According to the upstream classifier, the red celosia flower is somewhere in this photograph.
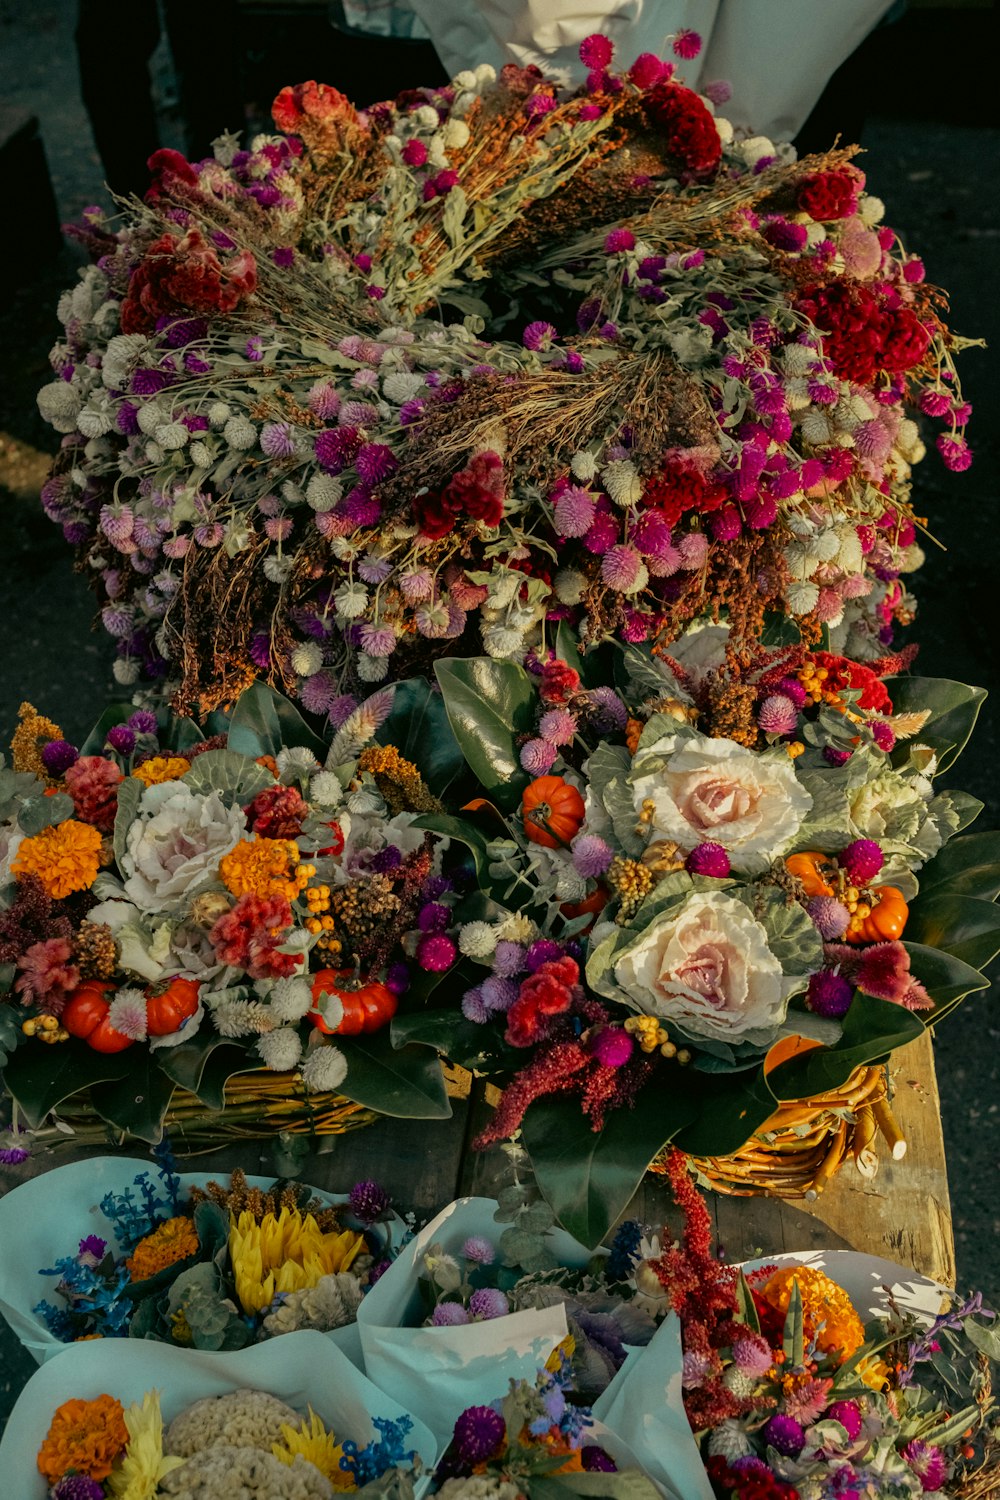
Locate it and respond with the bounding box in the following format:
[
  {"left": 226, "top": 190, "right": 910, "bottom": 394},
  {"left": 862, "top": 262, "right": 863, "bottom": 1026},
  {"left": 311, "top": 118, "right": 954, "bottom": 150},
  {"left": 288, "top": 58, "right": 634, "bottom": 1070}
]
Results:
[
  {"left": 272, "top": 80, "right": 359, "bottom": 134},
  {"left": 144, "top": 148, "right": 200, "bottom": 206},
  {"left": 538, "top": 658, "right": 581, "bottom": 704},
  {"left": 797, "top": 282, "right": 932, "bottom": 385},
  {"left": 209, "top": 893, "right": 299, "bottom": 979},
  {"left": 120, "top": 229, "right": 257, "bottom": 335},
  {"left": 64, "top": 755, "right": 123, "bottom": 832},
  {"left": 14, "top": 937, "right": 80, "bottom": 1012},
  {"left": 643, "top": 463, "right": 728, "bottom": 528},
  {"left": 246, "top": 783, "right": 309, "bottom": 839},
  {"left": 811, "top": 651, "right": 892, "bottom": 713},
  {"left": 796, "top": 168, "right": 861, "bottom": 221},
  {"left": 642, "top": 82, "right": 722, "bottom": 177},
  {"left": 414, "top": 451, "right": 506, "bottom": 540},
  {"left": 505, "top": 956, "right": 580, "bottom": 1046}
]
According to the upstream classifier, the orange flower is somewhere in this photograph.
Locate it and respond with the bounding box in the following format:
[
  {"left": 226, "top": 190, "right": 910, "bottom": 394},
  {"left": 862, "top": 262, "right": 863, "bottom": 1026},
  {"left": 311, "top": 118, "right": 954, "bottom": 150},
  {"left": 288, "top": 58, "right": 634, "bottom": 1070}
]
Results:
[
  {"left": 220, "top": 837, "right": 309, "bottom": 901},
  {"left": 758, "top": 1266, "right": 866, "bottom": 1361},
  {"left": 37, "top": 1394, "right": 128, "bottom": 1482},
  {"left": 131, "top": 755, "right": 192, "bottom": 786},
  {"left": 13, "top": 820, "right": 103, "bottom": 899},
  {"left": 126, "top": 1215, "right": 199, "bottom": 1280}
]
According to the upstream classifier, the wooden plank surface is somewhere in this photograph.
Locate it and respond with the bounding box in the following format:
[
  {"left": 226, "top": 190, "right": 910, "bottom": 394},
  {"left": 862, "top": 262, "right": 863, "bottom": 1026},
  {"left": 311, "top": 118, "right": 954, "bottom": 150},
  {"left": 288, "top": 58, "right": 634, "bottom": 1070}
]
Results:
[{"left": 0, "top": 1033, "right": 953, "bottom": 1282}]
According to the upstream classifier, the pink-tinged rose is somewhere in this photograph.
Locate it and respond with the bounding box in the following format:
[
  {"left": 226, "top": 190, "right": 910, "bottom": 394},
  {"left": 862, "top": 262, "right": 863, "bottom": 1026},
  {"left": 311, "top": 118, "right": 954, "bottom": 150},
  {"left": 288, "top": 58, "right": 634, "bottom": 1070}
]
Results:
[
  {"left": 613, "top": 891, "right": 795, "bottom": 1044},
  {"left": 630, "top": 732, "right": 811, "bottom": 873}
]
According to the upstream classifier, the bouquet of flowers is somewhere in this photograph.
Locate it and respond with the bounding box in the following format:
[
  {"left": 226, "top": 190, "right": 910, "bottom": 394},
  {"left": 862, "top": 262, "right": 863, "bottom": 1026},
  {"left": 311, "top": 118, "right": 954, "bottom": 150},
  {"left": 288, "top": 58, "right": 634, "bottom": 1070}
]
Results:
[
  {"left": 0, "top": 1154, "right": 406, "bottom": 1366},
  {"left": 595, "top": 1151, "right": 1000, "bottom": 1500},
  {"left": 0, "top": 1330, "right": 435, "bottom": 1499}
]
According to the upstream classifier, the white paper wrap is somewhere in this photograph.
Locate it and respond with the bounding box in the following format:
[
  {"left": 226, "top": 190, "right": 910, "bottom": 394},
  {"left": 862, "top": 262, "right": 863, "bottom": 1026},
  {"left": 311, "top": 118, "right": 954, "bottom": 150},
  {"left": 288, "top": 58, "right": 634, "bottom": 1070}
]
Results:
[
  {"left": 740, "top": 1249, "right": 951, "bottom": 1324},
  {"left": 0, "top": 1329, "right": 438, "bottom": 1500},
  {"left": 0, "top": 1155, "right": 400, "bottom": 1368},
  {"left": 357, "top": 1195, "right": 595, "bottom": 1444},
  {"left": 406, "top": 0, "right": 895, "bottom": 139}
]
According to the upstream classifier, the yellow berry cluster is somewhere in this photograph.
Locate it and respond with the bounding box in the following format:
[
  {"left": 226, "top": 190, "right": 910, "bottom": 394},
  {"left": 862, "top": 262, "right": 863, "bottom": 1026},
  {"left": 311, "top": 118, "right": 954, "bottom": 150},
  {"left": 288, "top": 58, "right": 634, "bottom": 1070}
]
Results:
[
  {"left": 21, "top": 1013, "right": 69, "bottom": 1043},
  {"left": 607, "top": 856, "right": 655, "bottom": 922},
  {"left": 797, "top": 659, "right": 835, "bottom": 706},
  {"left": 623, "top": 1015, "right": 691, "bottom": 1063},
  {"left": 302, "top": 880, "right": 343, "bottom": 954}
]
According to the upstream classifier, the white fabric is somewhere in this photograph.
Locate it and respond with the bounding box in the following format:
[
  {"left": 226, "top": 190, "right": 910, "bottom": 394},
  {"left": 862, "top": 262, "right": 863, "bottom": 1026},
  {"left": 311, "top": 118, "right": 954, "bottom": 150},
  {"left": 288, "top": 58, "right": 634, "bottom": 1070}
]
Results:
[{"left": 407, "top": 0, "right": 894, "bottom": 138}]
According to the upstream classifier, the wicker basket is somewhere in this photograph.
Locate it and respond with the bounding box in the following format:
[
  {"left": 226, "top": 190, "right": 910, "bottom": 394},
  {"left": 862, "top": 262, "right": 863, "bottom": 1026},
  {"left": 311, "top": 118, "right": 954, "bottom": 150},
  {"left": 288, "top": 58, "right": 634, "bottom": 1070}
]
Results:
[{"left": 650, "top": 1062, "right": 904, "bottom": 1200}]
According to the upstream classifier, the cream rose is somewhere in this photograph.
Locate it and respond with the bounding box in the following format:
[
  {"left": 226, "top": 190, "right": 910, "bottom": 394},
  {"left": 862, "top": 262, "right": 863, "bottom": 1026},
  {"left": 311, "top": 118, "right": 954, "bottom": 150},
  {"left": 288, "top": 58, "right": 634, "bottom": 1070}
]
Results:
[
  {"left": 122, "top": 782, "right": 246, "bottom": 911},
  {"left": 613, "top": 891, "right": 794, "bottom": 1045},
  {"left": 630, "top": 733, "right": 811, "bottom": 873}
]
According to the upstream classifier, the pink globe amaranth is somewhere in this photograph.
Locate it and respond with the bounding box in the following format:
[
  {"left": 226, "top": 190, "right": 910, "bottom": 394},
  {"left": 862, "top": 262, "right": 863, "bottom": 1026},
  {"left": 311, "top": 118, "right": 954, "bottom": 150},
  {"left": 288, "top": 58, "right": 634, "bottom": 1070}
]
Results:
[
  {"left": 417, "top": 932, "right": 457, "bottom": 972},
  {"left": 806, "top": 970, "right": 853, "bottom": 1018},
  {"left": 807, "top": 896, "right": 850, "bottom": 941},
  {"left": 686, "top": 842, "right": 731, "bottom": 878},
  {"left": 871, "top": 720, "right": 896, "bottom": 752},
  {"left": 828, "top": 1400, "right": 863, "bottom": 1440},
  {"left": 589, "top": 1027, "right": 634, "bottom": 1068},
  {"left": 840, "top": 838, "right": 884, "bottom": 885},
  {"left": 757, "top": 693, "right": 798, "bottom": 736}
]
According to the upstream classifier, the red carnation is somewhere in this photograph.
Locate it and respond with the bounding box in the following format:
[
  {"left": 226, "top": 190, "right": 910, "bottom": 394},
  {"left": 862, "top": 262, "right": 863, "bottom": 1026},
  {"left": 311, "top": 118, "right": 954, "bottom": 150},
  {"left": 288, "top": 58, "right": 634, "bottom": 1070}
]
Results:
[
  {"left": 796, "top": 168, "right": 861, "bottom": 221},
  {"left": 120, "top": 229, "right": 257, "bottom": 335},
  {"left": 642, "top": 82, "right": 721, "bottom": 178}
]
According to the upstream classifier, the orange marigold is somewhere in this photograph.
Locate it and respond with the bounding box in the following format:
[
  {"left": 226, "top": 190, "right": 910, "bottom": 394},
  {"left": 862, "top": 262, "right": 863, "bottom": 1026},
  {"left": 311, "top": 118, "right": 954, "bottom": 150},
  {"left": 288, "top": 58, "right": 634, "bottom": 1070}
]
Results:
[
  {"left": 37, "top": 1394, "right": 128, "bottom": 1483},
  {"left": 12, "top": 820, "right": 103, "bottom": 899},
  {"left": 220, "top": 837, "right": 308, "bottom": 901},
  {"left": 11, "top": 701, "right": 63, "bottom": 781},
  {"left": 126, "top": 1215, "right": 199, "bottom": 1280},
  {"left": 758, "top": 1266, "right": 866, "bottom": 1361},
  {"left": 131, "top": 755, "right": 192, "bottom": 787}
]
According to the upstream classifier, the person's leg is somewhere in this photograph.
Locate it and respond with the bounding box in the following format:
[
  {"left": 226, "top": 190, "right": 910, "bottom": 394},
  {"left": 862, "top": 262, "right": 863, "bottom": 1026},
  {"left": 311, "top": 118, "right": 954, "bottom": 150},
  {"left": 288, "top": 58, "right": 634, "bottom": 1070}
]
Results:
[{"left": 75, "top": 0, "right": 161, "bottom": 197}]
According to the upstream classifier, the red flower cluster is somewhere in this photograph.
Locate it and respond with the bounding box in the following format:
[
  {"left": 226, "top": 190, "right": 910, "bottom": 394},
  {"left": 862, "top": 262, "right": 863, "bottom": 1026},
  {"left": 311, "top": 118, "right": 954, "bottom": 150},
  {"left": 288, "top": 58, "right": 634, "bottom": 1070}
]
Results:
[
  {"left": 643, "top": 462, "right": 728, "bottom": 528},
  {"left": 64, "top": 755, "right": 123, "bottom": 832},
  {"left": 642, "top": 82, "right": 722, "bottom": 177},
  {"left": 538, "top": 658, "right": 581, "bottom": 705},
  {"left": 14, "top": 936, "right": 80, "bottom": 1010},
  {"left": 796, "top": 168, "right": 861, "bottom": 222},
  {"left": 823, "top": 940, "right": 932, "bottom": 1010},
  {"left": 144, "top": 147, "right": 200, "bottom": 206},
  {"left": 246, "top": 783, "right": 309, "bottom": 839},
  {"left": 414, "top": 452, "right": 506, "bottom": 540},
  {"left": 120, "top": 229, "right": 257, "bottom": 335},
  {"left": 811, "top": 651, "right": 892, "bottom": 713},
  {"left": 707, "top": 1456, "right": 801, "bottom": 1500},
  {"left": 272, "top": 80, "right": 358, "bottom": 135},
  {"left": 506, "top": 955, "right": 580, "bottom": 1046},
  {"left": 210, "top": 893, "right": 299, "bottom": 979},
  {"left": 797, "top": 282, "right": 931, "bottom": 385}
]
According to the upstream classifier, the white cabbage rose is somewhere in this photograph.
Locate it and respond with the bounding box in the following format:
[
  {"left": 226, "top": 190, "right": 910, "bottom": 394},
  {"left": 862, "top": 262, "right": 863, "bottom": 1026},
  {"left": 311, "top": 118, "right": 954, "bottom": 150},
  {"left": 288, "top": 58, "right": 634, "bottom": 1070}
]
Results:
[
  {"left": 630, "top": 733, "right": 811, "bottom": 873},
  {"left": 122, "top": 783, "right": 246, "bottom": 911},
  {"left": 613, "top": 891, "right": 795, "bottom": 1045}
]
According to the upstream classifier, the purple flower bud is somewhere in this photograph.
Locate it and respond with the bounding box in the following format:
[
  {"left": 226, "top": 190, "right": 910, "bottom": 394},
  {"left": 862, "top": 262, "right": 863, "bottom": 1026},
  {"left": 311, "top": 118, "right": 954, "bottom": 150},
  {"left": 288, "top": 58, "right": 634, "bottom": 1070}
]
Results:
[
  {"left": 40, "top": 739, "right": 79, "bottom": 776},
  {"left": 469, "top": 1287, "right": 509, "bottom": 1320},
  {"left": 106, "top": 724, "right": 136, "bottom": 755}
]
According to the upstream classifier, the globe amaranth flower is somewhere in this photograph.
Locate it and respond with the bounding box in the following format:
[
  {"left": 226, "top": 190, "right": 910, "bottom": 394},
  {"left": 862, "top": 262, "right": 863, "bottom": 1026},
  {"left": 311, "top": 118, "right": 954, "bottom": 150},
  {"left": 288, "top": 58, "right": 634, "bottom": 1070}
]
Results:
[
  {"left": 349, "top": 1179, "right": 391, "bottom": 1224},
  {"left": 469, "top": 1287, "right": 509, "bottom": 1320},
  {"left": 452, "top": 1405, "right": 506, "bottom": 1466}
]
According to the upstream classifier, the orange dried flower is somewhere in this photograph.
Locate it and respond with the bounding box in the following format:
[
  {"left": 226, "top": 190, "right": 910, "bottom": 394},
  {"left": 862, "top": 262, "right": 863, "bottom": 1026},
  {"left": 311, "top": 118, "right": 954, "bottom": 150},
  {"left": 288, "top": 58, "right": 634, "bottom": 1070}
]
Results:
[
  {"left": 625, "top": 716, "right": 644, "bottom": 755},
  {"left": 126, "top": 1215, "right": 199, "bottom": 1280},
  {"left": 11, "top": 701, "right": 63, "bottom": 781},
  {"left": 37, "top": 1394, "right": 128, "bottom": 1482},
  {"left": 131, "top": 755, "right": 192, "bottom": 786},
  {"left": 758, "top": 1266, "right": 865, "bottom": 1361},
  {"left": 13, "top": 820, "right": 103, "bottom": 899},
  {"left": 220, "top": 837, "right": 308, "bottom": 901}
]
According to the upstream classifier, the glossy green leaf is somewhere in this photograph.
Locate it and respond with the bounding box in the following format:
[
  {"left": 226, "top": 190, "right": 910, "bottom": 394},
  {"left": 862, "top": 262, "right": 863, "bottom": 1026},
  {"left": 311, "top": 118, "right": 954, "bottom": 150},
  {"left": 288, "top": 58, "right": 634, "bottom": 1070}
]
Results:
[
  {"left": 158, "top": 1033, "right": 253, "bottom": 1106},
  {"left": 336, "top": 1032, "right": 453, "bottom": 1118},
  {"left": 226, "top": 681, "right": 326, "bottom": 761},
  {"left": 888, "top": 676, "right": 987, "bottom": 775},
  {"left": 182, "top": 749, "right": 274, "bottom": 804},
  {"left": 390, "top": 1011, "right": 516, "bottom": 1073},
  {"left": 904, "top": 941, "right": 990, "bottom": 1024},
  {"left": 156, "top": 708, "right": 206, "bottom": 753},
  {"left": 412, "top": 811, "right": 510, "bottom": 903},
  {"left": 434, "top": 657, "right": 535, "bottom": 813},
  {"left": 948, "top": 792, "right": 984, "bottom": 833},
  {"left": 767, "top": 996, "right": 925, "bottom": 1101},
  {"left": 2, "top": 1042, "right": 132, "bottom": 1128},
  {"left": 374, "top": 677, "right": 465, "bottom": 797},
  {"left": 88, "top": 1058, "right": 177, "bottom": 1143},
  {"left": 0, "top": 1007, "right": 22, "bottom": 1067},
  {"left": 917, "top": 831, "right": 1000, "bottom": 902},
  {"left": 521, "top": 1084, "right": 699, "bottom": 1248},
  {"left": 554, "top": 620, "right": 585, "bottom": 681},
  {"left": 906, "top": 894, "right": 1000, "bottom": 972},
  {"left": 672, "top": 1067, "right": 778, "bottom": 1157}
]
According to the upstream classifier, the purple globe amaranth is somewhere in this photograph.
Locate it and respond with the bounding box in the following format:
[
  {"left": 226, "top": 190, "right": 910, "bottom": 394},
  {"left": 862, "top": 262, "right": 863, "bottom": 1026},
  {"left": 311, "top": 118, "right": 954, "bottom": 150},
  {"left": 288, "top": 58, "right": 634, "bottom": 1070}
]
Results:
[
  {"left": 762, "top": 1413, "right": 806, "bottom": 1457},
  {"left": 589, "top": 1027, "right": 634, "bottom": 1068},
  {"left": 827, "top": 1400, "right": 863, "bottom": 1440},
  {"left": 840, "top": 838, "right": 884, "bottom": 885},
  {"left": 348, "top": 1179, "right": 390, "bottom": 1224},
  {"left": 432, "top": 1301, "right": 470, "bottom": 1326},
  {"left": 40, "top": 739, "right": 79, "bottom": 776},
  {"left": 469, "top": 1286, "right": 509, "bottom": 1320},
  {"left": 806, "top": 970, "right": 854, "bottom": 1018},
  {"left": 452, "top": 1404, "right": 505, "bottom": 1465},
  {"left": 807, "top": 895, "right": 850, "bottom": 941},
  {"left": 686, "top": 842, "right": 731, "bottom": 878}
]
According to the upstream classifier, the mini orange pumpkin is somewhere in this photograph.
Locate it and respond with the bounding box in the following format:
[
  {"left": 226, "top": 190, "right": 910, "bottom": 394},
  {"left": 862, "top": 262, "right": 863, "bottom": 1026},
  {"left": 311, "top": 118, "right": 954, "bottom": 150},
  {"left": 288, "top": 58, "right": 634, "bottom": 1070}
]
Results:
[
  {"left": 521, "top": 775, "right": 586, "bottom": 849},
  {"left": 785, "top": 851, "right": 835, "bottom": 899},
  {"left": 145, "top": 977, "right": 201, "bottom": 1037},
  {"left": 62, "top": 981, "right": 134, "bottom": 1053},
  {"left": 309, "top": 969, "right": 398, "bottom": 1035},
  {"left": 846, "top": 885, "right": 909, "bottom": 944}
]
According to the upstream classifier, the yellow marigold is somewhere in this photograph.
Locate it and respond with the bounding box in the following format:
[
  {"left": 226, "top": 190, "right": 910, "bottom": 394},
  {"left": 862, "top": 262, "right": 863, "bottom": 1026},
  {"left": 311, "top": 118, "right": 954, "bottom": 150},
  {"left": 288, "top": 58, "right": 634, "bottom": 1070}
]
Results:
[
  {"left": 758, "top": 1266, "right": 866, "bottom": 1361},
  {"left": 37, "top": 1394, "right": 128, "bottom": 1483},
  {"left": 13, "top": 820, "right": 103, "bottom": 899},
  {"left": 125, "top": 1215, "right": 199, "bottom": 1281},
  {"left": 131, "top": 755, "right": 192, "bottom": 787},
  {"left": 220, "top": 837, "right": 307, "bottom": 901},
  {"left": 11, "top": 701, "right": 63, "bottom": 781}
]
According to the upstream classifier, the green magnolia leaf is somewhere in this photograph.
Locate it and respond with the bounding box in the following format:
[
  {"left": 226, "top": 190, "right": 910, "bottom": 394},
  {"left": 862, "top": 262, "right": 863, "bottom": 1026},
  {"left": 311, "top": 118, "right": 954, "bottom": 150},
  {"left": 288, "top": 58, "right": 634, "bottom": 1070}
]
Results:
[
  {"left": 767, "top": 996, "right": 926, "bottom": 1101},
  {"left": 156, "top": 709, "right": 206, "bottom": 753},
  {"left": 80, "top": 705, "right": 132, "bottom": 756},
  {"left": 227, "top": 681, "right": 326, "bottom": 761},
  {"left": 374, "top": 678, "right": 465, "bottom": 798},
  {"left": 187, "top": 1047, "right": 263, "bottom": 1114},
  {"left": 336, "top": 1032, "right": 453, "bottom": 1118},
  {"left": 158, "top": 1033, "right": 255, "bottom": 1109},
  {"left": 888, "top": 676, "right": 987, "bottom": 776},
  {"left": 17, "top": 791, "right": 74, "bottom": 836},
  {"left": 948, "top": 791, "right": 984, "bottom": 833},
  {"left": 0, "top": 1005, "right": 22, "bottom": 1067},
  {"left": 904, "top": 941, "right": 990, "bottom": 1025},
  {"left": 183, "top": 749, "right": 274, "bottom": 803},
  {"left": 2, "top": 1042, "right": 133, "bottom": 1128},
  {"left": 113, "top": 773, "right": 143, "bottom": 868},
  {"left": 964, "top": 1317, "right": 1000, "bottom": 1362},
  {"left": 917, "top": 831, "right": 1000, "bottom": 902},
  {"left": 521, "top": 1083, "right": 700, "bottom": 1248},
  {"left": 433, "top": 658, "right": 535, "bottom": 813},
  {"left": 88, "top": 1057, "right": 178, "bottom": 1143},
  {"left": 906, "top": 894, "right": 1000, "bottom": 972},
  {"left": 390, "top": 1012, "right": 515, "bottom": 1073},
  {"left": 672, "top": 1067, "right": 778, "bottom": 1157}
]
